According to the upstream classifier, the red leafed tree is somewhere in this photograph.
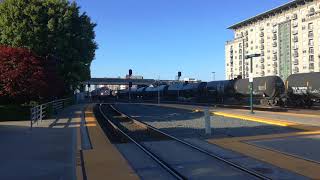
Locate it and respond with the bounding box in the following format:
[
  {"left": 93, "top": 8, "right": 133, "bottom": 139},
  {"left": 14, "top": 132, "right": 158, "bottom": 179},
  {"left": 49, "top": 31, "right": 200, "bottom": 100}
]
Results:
[{"left": 0, "top": 46, "right": 63, "bottom": 103}]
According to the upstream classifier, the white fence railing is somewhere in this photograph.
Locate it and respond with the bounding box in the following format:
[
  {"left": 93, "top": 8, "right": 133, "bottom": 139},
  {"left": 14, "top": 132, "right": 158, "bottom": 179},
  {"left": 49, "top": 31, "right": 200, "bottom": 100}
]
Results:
[{"left": 30, "top": 98, "right": 73, "bottom": 129}]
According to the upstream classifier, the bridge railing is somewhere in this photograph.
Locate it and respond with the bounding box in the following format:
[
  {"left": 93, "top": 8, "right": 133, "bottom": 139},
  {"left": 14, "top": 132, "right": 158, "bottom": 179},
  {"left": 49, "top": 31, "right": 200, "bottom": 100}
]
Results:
[{"left": 30, "top": 98, "right": 73, "bottom": 129}]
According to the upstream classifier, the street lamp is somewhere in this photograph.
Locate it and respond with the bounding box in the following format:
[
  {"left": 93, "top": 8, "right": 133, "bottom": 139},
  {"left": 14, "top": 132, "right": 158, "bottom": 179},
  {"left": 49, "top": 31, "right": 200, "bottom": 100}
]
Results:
[
  {"left": 212, "top": 72, "right": 216, "bottom": 81},
  {"left": 245, "top": 53, "right": 260, "bottom": 114},
  {"left": 157, "top": 75, "right": 160, "bottom": 104}
]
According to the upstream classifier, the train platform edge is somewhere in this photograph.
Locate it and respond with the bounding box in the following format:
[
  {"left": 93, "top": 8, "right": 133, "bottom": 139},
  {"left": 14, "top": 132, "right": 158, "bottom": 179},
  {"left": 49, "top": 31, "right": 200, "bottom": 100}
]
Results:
[{"left": 80, "top": 104, "right": 139, "bottom": 180}]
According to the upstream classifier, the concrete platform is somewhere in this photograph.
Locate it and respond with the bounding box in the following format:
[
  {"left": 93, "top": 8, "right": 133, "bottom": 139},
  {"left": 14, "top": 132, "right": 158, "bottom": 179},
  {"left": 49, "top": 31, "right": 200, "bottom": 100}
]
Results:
[
  {"left": 249, "top": 134, "right": 320, "bottom": 163},
  {"left": 0, "top": 103, "right": 139, "bottom": 180},
  {"left": 0, "top": 104, "right": 84, "bottom": 180}
]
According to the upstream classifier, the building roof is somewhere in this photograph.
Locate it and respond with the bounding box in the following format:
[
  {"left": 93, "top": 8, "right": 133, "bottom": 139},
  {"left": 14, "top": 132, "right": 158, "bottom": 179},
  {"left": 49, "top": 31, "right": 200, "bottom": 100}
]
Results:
[{"left": 227, "top": 0, "right": 309, "bottom": 30}]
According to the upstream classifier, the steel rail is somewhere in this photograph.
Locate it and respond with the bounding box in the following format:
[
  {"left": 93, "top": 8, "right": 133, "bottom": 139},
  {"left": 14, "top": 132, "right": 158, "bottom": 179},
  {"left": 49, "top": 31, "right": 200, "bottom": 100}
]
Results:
[
  {"left": 110, "top": 103, "right": 271, "bottom": 180},
  {"left": 98, "top": 104, "right": 186, "bottom": 180}
]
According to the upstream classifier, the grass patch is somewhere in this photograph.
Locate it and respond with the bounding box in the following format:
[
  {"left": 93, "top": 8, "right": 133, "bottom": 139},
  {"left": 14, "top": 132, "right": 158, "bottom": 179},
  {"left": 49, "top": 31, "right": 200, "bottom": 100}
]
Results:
[{"left": 0, "top": 105, "right": 30, "bottom": 121}]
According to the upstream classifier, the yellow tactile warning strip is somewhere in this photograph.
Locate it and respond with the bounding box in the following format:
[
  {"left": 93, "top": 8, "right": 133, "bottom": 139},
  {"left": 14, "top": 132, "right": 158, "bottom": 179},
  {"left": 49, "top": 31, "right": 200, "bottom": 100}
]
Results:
[
  {"left": 212, "top": 111, "right": 320, "bottom": 131},
  {"left": 234, "top": 108, "right": 320, "bottom": 119},
  {"left": 208, "top": 131, "right": 320, "bottom": 179},
  {"left": 81, "top": 104, "right": 139, "bottom": 180}
]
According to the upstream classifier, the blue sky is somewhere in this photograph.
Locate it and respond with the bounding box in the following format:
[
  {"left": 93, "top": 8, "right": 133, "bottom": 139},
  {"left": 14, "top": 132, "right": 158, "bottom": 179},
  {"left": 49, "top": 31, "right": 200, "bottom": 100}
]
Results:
[{"left": 75, "top": 0, "right": 289, "bottom": 81}]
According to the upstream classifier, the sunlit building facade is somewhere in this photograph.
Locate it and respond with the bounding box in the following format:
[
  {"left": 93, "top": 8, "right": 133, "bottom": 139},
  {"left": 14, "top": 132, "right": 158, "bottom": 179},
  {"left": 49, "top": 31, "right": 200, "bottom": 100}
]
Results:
[{"left": 226, "top": 0, "right": 320, "bottom": 80}]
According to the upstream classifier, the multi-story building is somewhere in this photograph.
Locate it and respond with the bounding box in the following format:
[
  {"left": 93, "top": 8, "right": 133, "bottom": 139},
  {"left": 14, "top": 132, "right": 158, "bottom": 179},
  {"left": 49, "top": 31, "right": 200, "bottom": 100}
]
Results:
[{"left": 225, "top": 0, "right": 320, "bottom": 80}]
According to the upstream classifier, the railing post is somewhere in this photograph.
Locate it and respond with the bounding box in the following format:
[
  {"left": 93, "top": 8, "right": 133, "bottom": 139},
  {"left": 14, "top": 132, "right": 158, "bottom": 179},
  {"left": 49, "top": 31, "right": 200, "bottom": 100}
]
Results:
[
  {"left": 36, "top": 106, "right": 39, "bottom": 125},
  {"left": 30, "top": 108, "right": 33, "bottom": 130},
  {"left": 40, "top": 105, "right": 43, "bottom": 122}
]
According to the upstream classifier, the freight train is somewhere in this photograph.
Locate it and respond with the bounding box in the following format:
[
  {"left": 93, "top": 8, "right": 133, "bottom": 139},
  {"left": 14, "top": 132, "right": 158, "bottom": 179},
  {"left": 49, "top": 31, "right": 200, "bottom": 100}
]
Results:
[{"left": 116, "top": 72, "right": 320, "bottom": 107}]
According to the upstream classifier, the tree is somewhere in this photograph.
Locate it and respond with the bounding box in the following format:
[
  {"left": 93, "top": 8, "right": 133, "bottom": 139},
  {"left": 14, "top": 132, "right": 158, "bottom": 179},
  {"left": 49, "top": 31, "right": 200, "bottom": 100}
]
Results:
[
  {"left": 0, "top": 0, "right": 97, "bottom": 93},
  {"left": 0, "top": 46, "right": 64, "bottom": 103}
]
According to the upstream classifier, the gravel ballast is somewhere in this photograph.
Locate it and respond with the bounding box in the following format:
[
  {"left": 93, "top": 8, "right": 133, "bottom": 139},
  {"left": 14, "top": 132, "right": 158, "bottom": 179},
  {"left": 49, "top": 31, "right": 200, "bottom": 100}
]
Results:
[{"left": 114, "top": 103, "right": 299, "bottom": 139}]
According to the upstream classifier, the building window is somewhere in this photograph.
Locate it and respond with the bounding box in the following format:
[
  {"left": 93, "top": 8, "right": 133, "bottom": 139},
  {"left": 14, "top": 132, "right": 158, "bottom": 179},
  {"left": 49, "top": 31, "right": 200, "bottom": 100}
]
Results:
[
  {"left": 293, "top": 13, "right": 298, "bottom": 20},
  {"left": 310, "top": 63, "right": 314, "bottom": 70},
  {"left": 309, "top": 7, "right": 315, "bottom": 15},
  {"left": 309, "top": 39, "right": 314, "bottom": 46},
  {"left": 310, "top": 55, "right": 314, "bottom": 62},
  {"left": 309, "top": 47, "right": 314, "bottom": 54},
  {"left": 308, "top": 31, "right": 314, "bottom": 38},
  {"left": 308, "top": 23, "right": 314, "bottom": 30}
]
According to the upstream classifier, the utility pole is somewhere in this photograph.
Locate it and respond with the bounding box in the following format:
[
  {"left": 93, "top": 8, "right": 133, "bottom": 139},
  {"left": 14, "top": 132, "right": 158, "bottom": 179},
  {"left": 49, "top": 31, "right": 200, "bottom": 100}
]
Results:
[
  {"left": 177, "top": 71, "right": 181, "bottom": 99},
  {"left": 128, "top": 69, "right": 132, "bottom": 102}
]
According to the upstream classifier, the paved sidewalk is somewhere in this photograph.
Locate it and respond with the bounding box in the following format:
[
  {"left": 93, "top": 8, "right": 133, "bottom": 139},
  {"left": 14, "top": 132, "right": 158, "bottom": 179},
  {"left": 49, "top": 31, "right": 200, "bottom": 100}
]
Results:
[{"left": 0, "top": 104, "right": 87, "bottom": 180}]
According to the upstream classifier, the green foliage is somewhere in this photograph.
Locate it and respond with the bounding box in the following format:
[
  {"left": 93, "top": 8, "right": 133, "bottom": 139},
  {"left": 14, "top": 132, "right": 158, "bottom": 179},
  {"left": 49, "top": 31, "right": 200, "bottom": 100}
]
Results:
[{"left": 0, "top": 0, "right": 97, "bottom": 92}]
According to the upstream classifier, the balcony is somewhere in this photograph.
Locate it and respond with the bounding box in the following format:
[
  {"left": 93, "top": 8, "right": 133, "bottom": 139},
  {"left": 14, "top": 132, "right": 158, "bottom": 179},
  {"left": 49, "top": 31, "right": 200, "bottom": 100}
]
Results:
[
  {"left": 273, "top": 62, "right": 278, "bottom": 68},
  {"left": 293, "top": 59, "right": 299, "bottom": 65},
  {"left": 309, "top": 63, "right": 314, "bottom": 70},
  {"left": 309, "top": 55, "right": 314, "bottom": 62},
  {"left": 260, "top": 45, "right": 264, "bottom": 50},
  {"left": 293, "top": 30, "right": 298, "bottom": 35},
  {"left": 260, "top": 39, "right": 264, "bottom": 43},
  {"left": 261, "top": 51, "right": 264, "bottom": 56},
  {"left": 292, "top": 14, "right": 298, "bottom": 20},
  {"left": 308, "top": 31, "right": 314, "bottom": 38},
  {"left": 309, "top": 41, "right": 314, "bottom": 46},
  {"left": 272, "top": 42, "right": 277, "bottom": 47},
  {"left": 293, "top": 36, "right": 298, "bottom": 42},
  {"left": 260, "top": 58, "right": 264, "bottom": 63},
  {"left": 260, "top": 32, "right": 264, "bottom": 37},
  {"left": 273, "top": 55, "right": 277, "bottom": 61},
  {"left": 273, "top": 50, "right": 277, "bottom": 54}
]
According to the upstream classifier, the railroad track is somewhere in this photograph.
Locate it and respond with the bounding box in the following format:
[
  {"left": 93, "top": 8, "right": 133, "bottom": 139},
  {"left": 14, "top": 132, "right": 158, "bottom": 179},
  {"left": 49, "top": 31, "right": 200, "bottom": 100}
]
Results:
[{"left": 97, "top": 103, "right": 270, "bottom": 180}]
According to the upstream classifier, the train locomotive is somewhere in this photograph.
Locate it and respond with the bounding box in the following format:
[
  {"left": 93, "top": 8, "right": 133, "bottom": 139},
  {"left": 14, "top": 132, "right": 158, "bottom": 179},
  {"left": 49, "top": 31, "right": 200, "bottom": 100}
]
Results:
[{"left": 116, "top": 72, "right": 320, "bottom": 107}]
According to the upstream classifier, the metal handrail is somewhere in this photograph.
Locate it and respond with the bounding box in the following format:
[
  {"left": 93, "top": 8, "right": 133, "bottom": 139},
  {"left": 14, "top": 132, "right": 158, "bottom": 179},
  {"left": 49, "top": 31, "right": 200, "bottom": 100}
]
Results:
[{"left": 30, "top": 98, "right": 72, "bottom": 129}]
